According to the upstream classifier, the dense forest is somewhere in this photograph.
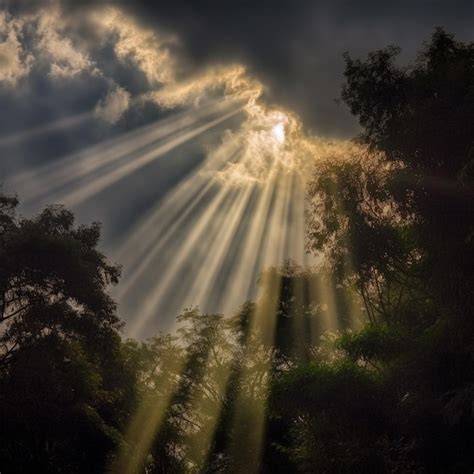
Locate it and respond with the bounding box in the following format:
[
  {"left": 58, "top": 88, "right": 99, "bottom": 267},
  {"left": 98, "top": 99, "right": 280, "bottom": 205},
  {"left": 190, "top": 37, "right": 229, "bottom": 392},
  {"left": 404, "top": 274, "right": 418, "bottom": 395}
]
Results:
[{"left": 1, "top": 29, "right": 473, "bottom": 473}]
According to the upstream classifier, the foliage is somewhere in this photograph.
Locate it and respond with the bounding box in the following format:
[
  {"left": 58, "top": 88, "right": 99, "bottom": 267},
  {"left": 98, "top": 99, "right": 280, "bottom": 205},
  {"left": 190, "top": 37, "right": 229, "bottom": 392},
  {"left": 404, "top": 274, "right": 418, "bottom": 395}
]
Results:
[
  {"left": 0, "top": 194, "right": 134, "bottom": 473},
  {"left": 300, "top": 28, "right": 474, "bottom": 473}
]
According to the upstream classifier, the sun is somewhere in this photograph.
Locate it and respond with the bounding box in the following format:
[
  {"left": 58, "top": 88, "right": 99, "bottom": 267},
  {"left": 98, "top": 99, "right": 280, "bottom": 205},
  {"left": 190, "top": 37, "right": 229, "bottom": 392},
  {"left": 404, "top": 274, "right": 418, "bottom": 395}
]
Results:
[{"left": 271, "top": 121, "right": 285, "bottom": 144}]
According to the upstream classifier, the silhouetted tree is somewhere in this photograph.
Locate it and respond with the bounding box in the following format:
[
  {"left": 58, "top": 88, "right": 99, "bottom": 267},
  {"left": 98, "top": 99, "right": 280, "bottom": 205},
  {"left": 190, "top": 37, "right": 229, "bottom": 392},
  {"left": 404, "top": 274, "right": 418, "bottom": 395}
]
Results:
[
  {"left": 0, "top": 192, "right": 135, "bottom": 473},
  {"left": 300, "top": 29, "right": 474, "bottom": 473}
]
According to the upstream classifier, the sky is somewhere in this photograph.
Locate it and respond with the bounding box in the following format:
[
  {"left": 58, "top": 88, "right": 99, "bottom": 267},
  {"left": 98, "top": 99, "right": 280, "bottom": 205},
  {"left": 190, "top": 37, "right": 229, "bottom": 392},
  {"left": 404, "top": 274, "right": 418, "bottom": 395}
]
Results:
[{"left": 1, "top": 0, "right": 473, "bottom": 336}]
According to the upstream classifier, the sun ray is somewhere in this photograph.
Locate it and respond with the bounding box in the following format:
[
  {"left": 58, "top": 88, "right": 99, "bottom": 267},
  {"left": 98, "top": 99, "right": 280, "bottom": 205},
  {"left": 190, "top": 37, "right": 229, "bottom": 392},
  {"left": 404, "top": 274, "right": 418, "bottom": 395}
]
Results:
[
  {"left": 167, "top": 173, "right": 295, "bottom": 472},
  {"left": 182, "top": 183, "right": 257, "bottom": 308},
  {"left": 114, "top": 178, "right": 295, "bottom": 473},
  {"left": 112, "top": 178, "right": 255, "bottom": 472},
  {"left": 115, "top": 179, "right": 218, "bottom": 300},
  {"left": 112, "top": 144, "right": 243, "bottom": 294},
  {"left": 128, "top": 184, "right": 237, "bottom": 338},
  {"left": 307, "top": 273, "right": 338, "bottom": 344},
  {"left": 286, "top": 172, "right": 306, "bottom": 261},
  {"left": 251, "top": 173, "right": 294, "bottom": 340},
  {"left": 225, "top": 173, "right": 294, "bottom": 473},
  {"left": 218, "top": 169, "right": 280, "bottom": 314},
  {"left": 10, "top": 98, "right": 234, "bottom": 205},
  {"left": 281, "top": 172, "right": 310, "bottom": 360},
  {"left": 111, "top": 343, "right": 184, "bottom": 474},
  {"left": 0, "top": 109, "right": 94, "bottom": 148},
  {"left": 120, "top": 178, "right": 254, "bottom": 321},
  {"left": 61, "top": 107, "right": 243, "bottom": 207},
  {"left": 165, "top": 189, "right": 259, "bottom": 470}
]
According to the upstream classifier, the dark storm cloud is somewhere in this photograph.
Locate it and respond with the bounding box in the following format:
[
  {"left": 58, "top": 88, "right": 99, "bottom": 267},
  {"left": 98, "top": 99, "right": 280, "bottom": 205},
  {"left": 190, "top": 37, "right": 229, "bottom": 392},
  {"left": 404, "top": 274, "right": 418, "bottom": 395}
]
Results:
[
  {"left": 2, "top": 0, "right": 473, "bottom": 225},
  {"left": 5, "top": 0, "right": 474, "bottom": 136},
  {"left": 69, "top": 0, "right": 474, "bottom": 137},
  {"left": 120, "top": 0, "right": 474, "bottom": 136},
  {"left": 0, "top": 2, "right": 175, "bottom": 177}
]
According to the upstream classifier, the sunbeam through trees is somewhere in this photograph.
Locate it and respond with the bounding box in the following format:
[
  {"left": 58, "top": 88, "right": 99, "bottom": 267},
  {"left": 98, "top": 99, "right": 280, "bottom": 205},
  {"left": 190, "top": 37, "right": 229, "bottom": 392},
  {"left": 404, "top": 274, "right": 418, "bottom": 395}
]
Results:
[{"left": 1, "top": 2, "right": 474, "bottom": 472}]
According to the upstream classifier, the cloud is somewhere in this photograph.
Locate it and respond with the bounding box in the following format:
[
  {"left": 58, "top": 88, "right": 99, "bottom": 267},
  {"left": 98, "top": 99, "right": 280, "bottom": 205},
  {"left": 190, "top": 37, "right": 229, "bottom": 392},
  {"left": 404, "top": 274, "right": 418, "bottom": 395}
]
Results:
[
  {"left": 0, "top": 12, "right": 33, "bottom": 86},
  {"left": 2, "top": 0, "right": 473, "bottom": 146},
  {"left": 5, "top": 0, "right": 474, "bottom": 137},
  {"left": 6, "top": 0, "right": 474, "bottom": 136},
  {"left": 2, "top": 0, "right": 472, "bottom": 173},
  {"left": 147, "top": 65, "right": 262, "bottom": 109},
  {"left": 34, "top": 6, "right": 96, "bottom": 79},
  {"left": 94, "top": 84, "right": 130, "bottom": 124},
  {"left": 108, "top": 0, "right": 474, "bottom": 137},
  {"left": 88, "top": 6, "right": 175, "bottom": 85}
]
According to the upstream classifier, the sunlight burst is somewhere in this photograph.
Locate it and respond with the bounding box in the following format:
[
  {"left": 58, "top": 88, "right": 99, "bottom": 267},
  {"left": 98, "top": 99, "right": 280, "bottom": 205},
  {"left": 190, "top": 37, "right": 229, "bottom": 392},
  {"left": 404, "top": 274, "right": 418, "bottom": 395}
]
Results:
[{"left": 272, "top": 121, "right": 285, "bottom": 144}]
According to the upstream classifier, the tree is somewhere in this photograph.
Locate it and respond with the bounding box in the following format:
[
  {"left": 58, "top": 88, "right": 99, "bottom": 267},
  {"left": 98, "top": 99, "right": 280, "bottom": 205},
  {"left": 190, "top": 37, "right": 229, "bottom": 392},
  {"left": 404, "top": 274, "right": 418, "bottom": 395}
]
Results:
[
  {"left": 303, "top": 29, "right": 474, "bottom": 472},
  {"left": 341, "top": 28, "right": 474, "bottom": 313},
  {"left": 0, "top": 191, "right": 135, "bottom": 473}
]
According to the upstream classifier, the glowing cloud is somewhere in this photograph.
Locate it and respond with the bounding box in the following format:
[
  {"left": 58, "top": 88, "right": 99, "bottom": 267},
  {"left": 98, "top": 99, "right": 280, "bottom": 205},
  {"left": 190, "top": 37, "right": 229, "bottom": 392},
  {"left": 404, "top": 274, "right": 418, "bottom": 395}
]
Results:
[
  {"left": 0, "top": 12, "right": 33, "bottom": 86},
  {"left": 94, "top": 85, "right": 131, "bottom": 124},
  {"left": 89, "top": 6, "right": 175, "bottom": 85},
  {"left": 272, "top": 121, "right": 285, "bottom": 144},
  {"left": 36, "top": 7, "right": 96, "bottom": 79}
]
